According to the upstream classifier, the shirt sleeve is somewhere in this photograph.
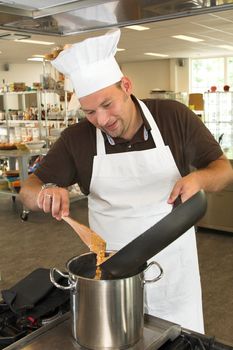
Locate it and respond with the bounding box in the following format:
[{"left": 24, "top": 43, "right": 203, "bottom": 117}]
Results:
[
  {"left": 181, "top": 103, "right": 223, "bottom": 169},
  {"left": 150, "top": 99, "right": 223, "bottom": 175}
]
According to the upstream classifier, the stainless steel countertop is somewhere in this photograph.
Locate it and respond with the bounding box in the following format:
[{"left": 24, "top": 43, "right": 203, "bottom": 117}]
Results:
[
  {"left": 0, "top": 148, "right": 48, "bottom": 158},
  {"left": 4, "top": 313, "right": 181, "bottom": 350}
]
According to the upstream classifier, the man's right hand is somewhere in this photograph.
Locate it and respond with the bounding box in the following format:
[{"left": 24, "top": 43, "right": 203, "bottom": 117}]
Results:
[
  {"left": 37, "top": 186, "right": 69, "bottom": 220},
  {"left": 19, "top": 174, "right": 70, "bottom": 220}
]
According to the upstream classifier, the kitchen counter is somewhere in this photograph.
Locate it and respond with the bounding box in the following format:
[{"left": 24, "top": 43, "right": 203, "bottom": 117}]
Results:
[
  {"left": 0, "top": 148, "right": 86, "bottom": 220},
  {"left": 0, "top": 148, "right": 48, "bottom": 187}
]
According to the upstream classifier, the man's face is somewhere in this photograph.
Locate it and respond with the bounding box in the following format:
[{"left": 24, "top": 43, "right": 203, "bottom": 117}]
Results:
[{"left": 79, "top": 78, "right": 134, "bottom": 139}]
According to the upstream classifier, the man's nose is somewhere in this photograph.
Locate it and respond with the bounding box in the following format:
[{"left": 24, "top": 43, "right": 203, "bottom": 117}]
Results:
[{"left": 96, "top": 109, "right": 109, "bottom": 127}]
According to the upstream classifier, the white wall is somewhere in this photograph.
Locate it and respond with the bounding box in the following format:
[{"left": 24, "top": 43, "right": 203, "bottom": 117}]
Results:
[
  {"left": 0, "top": 63, "right": 44, "bottom": 87},
  {"left": 0, "top": 60, "right": 190, "bottom": 100},
  {"left": 170, "top": 58, "right": 189, "bottom": 93},
  {"left": 121, "top": 59, "right": 171, "bottom": 99}
]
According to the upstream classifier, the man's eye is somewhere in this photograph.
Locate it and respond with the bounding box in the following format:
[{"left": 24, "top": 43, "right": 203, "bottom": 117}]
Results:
[
  {"left": 86, "top": 111, "right": 95, "bottom": 116},
  {"left": 103, "top": 102, "right": 111, "bottom": 108}
]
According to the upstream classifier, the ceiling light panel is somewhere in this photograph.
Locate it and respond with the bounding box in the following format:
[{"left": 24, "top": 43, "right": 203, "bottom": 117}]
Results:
[
  {"left": 218, "top": 45, "right": 233, "bottom": 50},
  {"left": 32, "top": 54, "right": 46, "bottom": 57},
  {"left": 15, "top": 39, "right": 54, "bottom": 45},
  {"left": 144, "top": 52, "right": 169, "bottom": 57},
  {"left": 125, "top": 25, "right": 149, "bottom": 31},
  {"left": 172, "top": 35, "right": 204, "bottom": 42},
  {"left": 27, "top": 57, "right": 45, "bottom": 61}
]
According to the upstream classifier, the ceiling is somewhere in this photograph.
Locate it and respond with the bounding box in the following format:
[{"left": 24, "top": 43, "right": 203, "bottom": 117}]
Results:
[{"left": 0, "top": 2, "right": 233, "bottom": 65}]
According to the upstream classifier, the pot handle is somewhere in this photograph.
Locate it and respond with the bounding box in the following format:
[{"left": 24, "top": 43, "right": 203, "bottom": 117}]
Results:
[
  {"left": 50, "top": 268, "right": 76, "bottom": 290},
  {"left": 142, "top": 261, "right": 163, "bottom": 284}
]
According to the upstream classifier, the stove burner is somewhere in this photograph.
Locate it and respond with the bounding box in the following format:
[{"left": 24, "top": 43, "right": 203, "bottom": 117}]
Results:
[
  {"left": 0, "top": 303, "right": 27, "bottom": 349},
  {"left": 0, "top": 302, "right": 68, "bottom": 349},
  {"left": 41, "top": 309, "right": 63, "bottom": 326}
]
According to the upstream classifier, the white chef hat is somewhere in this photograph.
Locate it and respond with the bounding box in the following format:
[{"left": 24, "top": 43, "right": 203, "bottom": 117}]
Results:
[{"left": 51, "top": 28, "right": 123, "bottom": 98}]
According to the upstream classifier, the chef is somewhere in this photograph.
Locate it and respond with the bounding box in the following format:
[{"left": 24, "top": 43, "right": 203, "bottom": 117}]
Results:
[{"left": 19, "top": 29, "right": 233, "bottom": 333}]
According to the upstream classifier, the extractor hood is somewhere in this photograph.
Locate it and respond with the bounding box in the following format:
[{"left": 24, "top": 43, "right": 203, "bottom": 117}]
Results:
[{"left": 0, "top": 0, "right": 233, "bottom": 36}]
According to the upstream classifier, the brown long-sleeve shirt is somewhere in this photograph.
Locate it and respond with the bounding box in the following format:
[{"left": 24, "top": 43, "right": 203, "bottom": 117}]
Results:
[{"left": 35, "top": 96, "right": 222, "bottom": 195}]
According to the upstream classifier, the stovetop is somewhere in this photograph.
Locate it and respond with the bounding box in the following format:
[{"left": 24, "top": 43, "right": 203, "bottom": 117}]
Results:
[
  {"left": 2, "top": 312, "right": 233, "bottom": 350},
  {"left": 2, "top": 313, "right": 181, "bottom": 350},
  {"left": 0, "top": 301, "right": 69, "bottom": 350}
]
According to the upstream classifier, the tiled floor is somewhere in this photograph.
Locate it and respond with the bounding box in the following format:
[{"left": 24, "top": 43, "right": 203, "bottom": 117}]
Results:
[{"left": 0, "top": 195, "right": 232, "bottom": 345}]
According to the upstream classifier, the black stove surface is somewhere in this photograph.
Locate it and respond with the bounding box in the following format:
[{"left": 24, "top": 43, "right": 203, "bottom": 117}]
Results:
[
  {"left": 0, "top": 297, "right": 232, "bottom": 350},
  {"left": 161, "top": 331, "right": 233, "bottom": 350},
  {"left": 0, "top": 302, "right": 69, "bottom": 349}
]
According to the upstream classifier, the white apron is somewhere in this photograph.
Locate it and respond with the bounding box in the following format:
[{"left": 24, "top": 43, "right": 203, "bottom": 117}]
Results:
[{"left": 88, "top": 99, "right": 204, "bottom": 333}]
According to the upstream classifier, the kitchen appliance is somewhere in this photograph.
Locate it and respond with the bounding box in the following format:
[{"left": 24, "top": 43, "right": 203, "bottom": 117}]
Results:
[
  {"left": 0, "top": 1, "right": 230, "bottom": 37},
  {"left": 0, "top": 268, "right": 70, "bottom": 349},
  {"left": 0, "top": 302, "right": 66, "bottom": 350},
  {"left": 50, "top": 251, "right": 163, "bottom": 349},
  {"left": 2, "top": 312, "right": 232, "bottom": 350}
]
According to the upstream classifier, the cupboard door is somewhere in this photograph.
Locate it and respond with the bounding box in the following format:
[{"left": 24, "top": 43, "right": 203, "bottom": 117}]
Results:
[{"left": 198, "top": 190, "right": 233, "bottom": 233}]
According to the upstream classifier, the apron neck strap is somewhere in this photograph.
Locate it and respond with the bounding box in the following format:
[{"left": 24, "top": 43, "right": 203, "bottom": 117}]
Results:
[
  {"left": 96, "top": 128, "right": 106, "bottom": 155},
  {"left": 136, "top": 98, "right": 165, "bottom": 147}
]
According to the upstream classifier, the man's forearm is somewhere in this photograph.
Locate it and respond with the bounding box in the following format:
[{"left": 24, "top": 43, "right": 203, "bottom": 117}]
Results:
[
  {"left": 19, "top": 174, "right": 43, "bottom": 211},
  {"left": 168, "top": 155, "right": 233, "bottom": 203},
  {"left": 195, "top": 155, "right": 233, "bottom": 193}
]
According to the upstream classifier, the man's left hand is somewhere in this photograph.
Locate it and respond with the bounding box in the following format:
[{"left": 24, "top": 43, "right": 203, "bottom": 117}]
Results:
[{"left": 167, "top": 173, "right": 202, "bottom": 204}]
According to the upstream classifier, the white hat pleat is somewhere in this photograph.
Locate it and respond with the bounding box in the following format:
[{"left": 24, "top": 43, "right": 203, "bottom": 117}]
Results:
[{"left": 51, "top": 29, "right": 123, "bottom": 98}]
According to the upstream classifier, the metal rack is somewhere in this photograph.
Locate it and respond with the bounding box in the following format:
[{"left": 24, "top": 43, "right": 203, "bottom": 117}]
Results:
[
  {"left": 0, "top": 91, "right": 43, "bottom": 143},
  {"left": 149, "top": 91, "right": 188, "bottom": 106},
  {"left": 0, "top": 148, "right": 48, "bottom": 219},
  {"left": 0, "top": 148, "right": 86, "bottom": 221},
  {"left": 0, "top": 90, "right": 69, "bottom": 145},
  {"left": 198, "top": 94, "right": 233, "bottom": 233},
  {"left": 203, "top": 92, "right": 233, "bottom": 150}
]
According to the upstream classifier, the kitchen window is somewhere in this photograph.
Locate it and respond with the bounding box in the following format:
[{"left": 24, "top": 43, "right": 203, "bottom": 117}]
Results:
[{"left": 190, "top": 57, "right": 225, "bottom": 93}]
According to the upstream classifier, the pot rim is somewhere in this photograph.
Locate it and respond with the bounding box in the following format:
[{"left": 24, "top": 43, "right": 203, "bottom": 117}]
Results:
[{"left": 66, "top": 251, "right": 146, "bottom": 282}]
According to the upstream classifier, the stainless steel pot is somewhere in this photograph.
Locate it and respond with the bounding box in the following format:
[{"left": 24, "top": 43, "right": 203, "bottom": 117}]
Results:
[{"left": 50, "top": 251, "right": 163, "bottom": 350}]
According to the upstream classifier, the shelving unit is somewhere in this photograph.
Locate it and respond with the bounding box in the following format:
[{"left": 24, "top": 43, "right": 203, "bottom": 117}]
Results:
[
  {"left": 198, "top": 93, "right": 233, "bottom": 233},
  {"left": 0, "top": 88, "right": 85, "bottom": 220},
  {"left": 0, "top": 89, "right": 70, "bottom": 145},
  {"left": 203, "top": 91, "right": 233, "bottom": 150},
  {"left": 39, "top": 89, "right": 68, "bottom": 144},
  {"left": 0, "top": 91, "right": 40, "bottom": 142},
  {"left": 0, "top": 147, "right": 48, "bottom": 220},
  {"left": 0, "top": 64, "right": 85, "bottom": 221},
  {"left": 149, "top": 90, "right": 188, "bottom": 105}
]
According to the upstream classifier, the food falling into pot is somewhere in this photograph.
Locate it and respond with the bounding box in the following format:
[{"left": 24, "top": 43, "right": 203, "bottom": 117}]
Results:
[
  {"left": 62, "top": 216, "right": 108, "bottom": 279},
  {"left": 89, "top": 234, "right": 106, "bottom": 279}
]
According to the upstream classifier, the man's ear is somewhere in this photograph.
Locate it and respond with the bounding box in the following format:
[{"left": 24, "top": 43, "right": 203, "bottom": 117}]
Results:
[{"left": 120, "top": 77, "right": 132, "bottom": 95}]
